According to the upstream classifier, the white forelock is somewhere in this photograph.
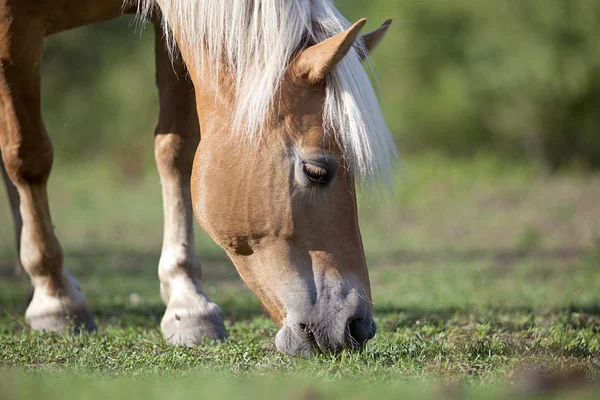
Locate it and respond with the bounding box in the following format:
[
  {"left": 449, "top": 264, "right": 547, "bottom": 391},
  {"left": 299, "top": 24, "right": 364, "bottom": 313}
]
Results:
[{"left": 129, "top": 0, "right": 398, "bottom": 184}]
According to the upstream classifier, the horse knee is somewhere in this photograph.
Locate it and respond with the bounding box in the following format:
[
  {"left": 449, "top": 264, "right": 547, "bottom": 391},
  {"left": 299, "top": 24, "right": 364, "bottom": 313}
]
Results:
[{"left": 1, "top": 137, "right": 53, "bottom": 185}]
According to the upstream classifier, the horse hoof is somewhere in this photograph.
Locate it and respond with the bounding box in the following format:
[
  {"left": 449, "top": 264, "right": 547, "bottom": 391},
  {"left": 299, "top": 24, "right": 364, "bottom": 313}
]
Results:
[
  {"left": 161, "top": 305, "right": 228, "bottom": 346},
  {"left": 25, "top": 275, "right": 96, "bottom": 333},
  {"left": 27, "top": 307, "right": 96, "bottom": 333}
]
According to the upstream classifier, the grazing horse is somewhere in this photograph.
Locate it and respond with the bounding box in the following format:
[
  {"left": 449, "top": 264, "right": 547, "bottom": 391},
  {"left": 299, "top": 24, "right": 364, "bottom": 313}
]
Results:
[{"left": 0, "top": 0, "right": 397, "bottom": 356}]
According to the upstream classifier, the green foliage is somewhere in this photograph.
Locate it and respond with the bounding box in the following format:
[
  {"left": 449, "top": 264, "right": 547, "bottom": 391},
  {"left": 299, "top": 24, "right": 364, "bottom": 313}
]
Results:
[
  {"left": 41, "top": 2, "right": 600, "bottom": 170},
  {"left": 341, "top": 0, "right": 600, "bottom": 169},
  {"left": 42, "top": 16, "right": 157, "bottom": 166}
]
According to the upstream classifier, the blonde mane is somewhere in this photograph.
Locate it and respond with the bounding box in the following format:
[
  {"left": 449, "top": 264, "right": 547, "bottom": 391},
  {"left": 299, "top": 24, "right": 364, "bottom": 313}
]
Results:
[{"left": 130, "top": 0, "right": 398, "bottom": 184}]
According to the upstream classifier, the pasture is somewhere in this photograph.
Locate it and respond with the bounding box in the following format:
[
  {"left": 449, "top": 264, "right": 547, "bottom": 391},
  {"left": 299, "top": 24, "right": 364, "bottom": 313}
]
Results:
[{"left": 1, "top": 154, "right": 599, "bottom": 398}]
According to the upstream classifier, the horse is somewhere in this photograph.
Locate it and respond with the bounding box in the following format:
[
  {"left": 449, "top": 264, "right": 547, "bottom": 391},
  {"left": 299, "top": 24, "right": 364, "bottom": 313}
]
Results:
[{"left": 0, "top": 0, "right": 397, "bottom": 356}]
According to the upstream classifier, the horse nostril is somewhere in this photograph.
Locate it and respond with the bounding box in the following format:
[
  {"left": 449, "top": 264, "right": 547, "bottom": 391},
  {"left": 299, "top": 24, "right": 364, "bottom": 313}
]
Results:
[
  {"left": 298, "top": 323, "right": 318, "bottom": 347},
  {"left": 348, "top": 318, "right": 376, "bottom": 347}
]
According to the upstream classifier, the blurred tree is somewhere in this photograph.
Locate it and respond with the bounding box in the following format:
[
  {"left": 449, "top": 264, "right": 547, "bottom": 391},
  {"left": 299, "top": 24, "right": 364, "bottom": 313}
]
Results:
[
  {"left": 42, "top": 16, "right": 157, "bottom": 167},
  {"left": 41, "top": 1, "right": 600, "bottom": 171}
]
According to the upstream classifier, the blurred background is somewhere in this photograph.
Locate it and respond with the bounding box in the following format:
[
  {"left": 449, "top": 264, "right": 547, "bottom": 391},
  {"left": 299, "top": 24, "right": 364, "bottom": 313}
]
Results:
[
  {"left": 0, "top": 0, "right": 598, "bottom": 280},
  {"left": 6, "top": 0, "right": 593, "bottom": 259},
  {"left": 0, "top": 0, "right": 598, "bottom": 294},
  {"left": 1, "top": 0, "right": 599, "bottom": 275},
  {"left": 37, "top": 0, "right": 600, "bottom": 171}
]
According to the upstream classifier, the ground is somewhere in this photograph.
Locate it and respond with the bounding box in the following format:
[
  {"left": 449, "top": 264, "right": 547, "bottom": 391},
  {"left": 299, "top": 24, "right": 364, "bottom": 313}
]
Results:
[{"left": 1, "top": 154, "right": 599, "bottom": 399}]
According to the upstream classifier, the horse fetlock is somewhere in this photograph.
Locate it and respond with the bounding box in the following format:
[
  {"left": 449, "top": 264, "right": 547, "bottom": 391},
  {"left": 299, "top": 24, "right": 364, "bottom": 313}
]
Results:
[
  {"left": 158, "top": 253, "right": 200, "bottom": 303},
  {"left": 158, "top": 256, "right": 199, "bottom": 285},
  {"left": 160, "top": 277, "right": 227, "bottom": 346},
  {"left": 25, "top": 272, "right": 96, "bottom": 333},
  {"left": 20, "top": 245, "right": 63, "bottom": 280}
]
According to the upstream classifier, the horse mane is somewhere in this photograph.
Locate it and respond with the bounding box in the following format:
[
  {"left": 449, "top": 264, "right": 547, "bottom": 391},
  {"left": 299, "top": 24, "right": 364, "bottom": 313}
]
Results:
[{"left": 130, "top": 0, "right": 398, "bottom": 185}]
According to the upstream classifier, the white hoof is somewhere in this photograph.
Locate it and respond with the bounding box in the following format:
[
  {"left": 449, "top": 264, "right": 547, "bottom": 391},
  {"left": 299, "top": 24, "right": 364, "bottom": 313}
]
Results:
[
  {"left": 161, "top": 302, "right": 227, "bottom": 346},
  {"left": 25, "top": 273, "right": 96, "bottom": 333}
]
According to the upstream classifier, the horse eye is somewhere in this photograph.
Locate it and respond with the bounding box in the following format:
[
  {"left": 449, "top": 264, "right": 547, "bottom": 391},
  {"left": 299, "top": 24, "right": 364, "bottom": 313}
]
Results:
[{"left": 302, "top": 162, "right": 330, "bottom": 186}]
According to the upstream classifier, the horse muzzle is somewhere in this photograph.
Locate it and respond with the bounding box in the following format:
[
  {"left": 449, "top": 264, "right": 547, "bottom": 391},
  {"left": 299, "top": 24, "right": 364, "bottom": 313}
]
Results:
[{"left": 274, "top": 287, "right": 376, "bottom": 356}]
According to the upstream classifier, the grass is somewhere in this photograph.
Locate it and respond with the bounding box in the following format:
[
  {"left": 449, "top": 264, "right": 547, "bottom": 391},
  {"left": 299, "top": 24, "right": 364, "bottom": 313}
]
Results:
[{"left": 1, "top": 153, "right": 599, "bottom": 398}]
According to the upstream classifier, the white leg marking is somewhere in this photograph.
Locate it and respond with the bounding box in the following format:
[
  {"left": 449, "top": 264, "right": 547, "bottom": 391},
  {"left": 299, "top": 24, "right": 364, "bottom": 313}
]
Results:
[
  {"left": 18, "top": 184, "right": 95, "bottom": 331},
  {"left": 156, "top": 141, "right": 227, "bottom": 345}
]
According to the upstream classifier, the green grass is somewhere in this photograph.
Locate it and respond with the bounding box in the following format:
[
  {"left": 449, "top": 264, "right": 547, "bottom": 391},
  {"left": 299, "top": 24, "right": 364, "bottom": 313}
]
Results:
[{"left": 1, "top": 154, "right": 599, "bottom": 398}]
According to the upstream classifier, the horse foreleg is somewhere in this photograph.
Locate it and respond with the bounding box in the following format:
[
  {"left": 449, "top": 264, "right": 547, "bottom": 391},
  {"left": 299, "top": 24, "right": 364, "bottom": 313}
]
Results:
[
  {"left": 0, "top": 14, "right": 95, "bottom": 331},
  {"left": 153, "top": 25, "right": 227, "bottom": 345},
  {"left": 1, "top": 152, "right": 23, "bottom": 276}
]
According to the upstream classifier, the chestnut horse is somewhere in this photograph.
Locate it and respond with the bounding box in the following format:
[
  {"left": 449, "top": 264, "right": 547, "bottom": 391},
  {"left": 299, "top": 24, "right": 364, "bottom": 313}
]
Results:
[{"left": 0, "top": 0, "right": 397, "bottom": 356}]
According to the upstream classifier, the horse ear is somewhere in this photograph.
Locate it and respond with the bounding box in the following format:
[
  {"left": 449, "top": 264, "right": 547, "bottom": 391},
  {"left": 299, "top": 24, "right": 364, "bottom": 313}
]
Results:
[
  {"left": 295, "top": 18, "right": 367, "bottom": 84},
  {"left": 359, "top": 19, "right": 392, "bottom": 60}
]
